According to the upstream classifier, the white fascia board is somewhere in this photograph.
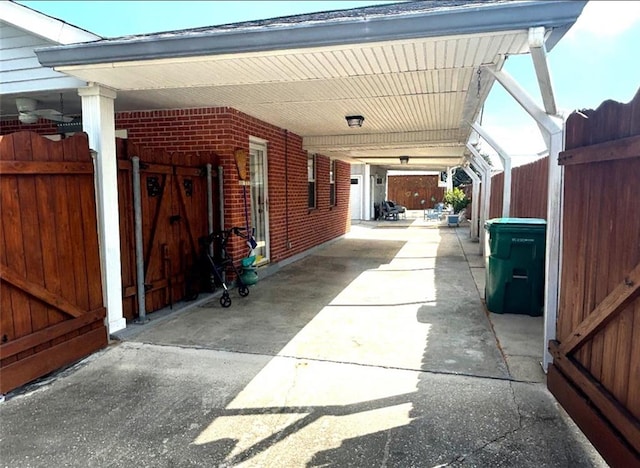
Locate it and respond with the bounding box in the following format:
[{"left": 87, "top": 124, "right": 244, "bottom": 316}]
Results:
[
  {"left": 0, "top": 1, "right": 101, "bottom": 44},
  {"left": 35, "top": 1, "right": 587, "bottom": 67}
]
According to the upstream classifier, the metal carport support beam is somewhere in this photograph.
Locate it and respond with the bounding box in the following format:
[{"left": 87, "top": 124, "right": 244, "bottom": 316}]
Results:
[
  {"left": 466, "top": 143, "right": 492, "bottom": 255},
  {"left": 462, "top": 165, "right": 481, "bottom": 241},
  {"left": 471, "top": 122, "right": 512, "bottom": 218},
  {"left": 483, "top": 28, "right": 564, "bottom": 370}
]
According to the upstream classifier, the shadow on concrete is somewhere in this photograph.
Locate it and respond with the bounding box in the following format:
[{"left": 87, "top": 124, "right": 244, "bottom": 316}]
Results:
[{"left": 0, "top": 223, "right": 606, "bottom": 467}]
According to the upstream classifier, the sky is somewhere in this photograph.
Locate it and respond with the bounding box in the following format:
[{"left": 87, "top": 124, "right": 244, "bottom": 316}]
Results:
[{"left": 16, "top": 0, "right": 640, "bottom": 165}]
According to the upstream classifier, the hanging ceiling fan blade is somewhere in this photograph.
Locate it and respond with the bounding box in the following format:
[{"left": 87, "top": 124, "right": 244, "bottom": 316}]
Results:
[{"left": 33, "top": 109, "right": 74, "bottom": 123}]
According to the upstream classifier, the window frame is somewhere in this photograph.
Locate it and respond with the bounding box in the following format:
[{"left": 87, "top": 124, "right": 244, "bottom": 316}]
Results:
[
  {"left": 308, "top": 153, "right": 316, "bottom": 209},
  {"left": 329, "top": 159, "right": 336, "bottom": 207}
]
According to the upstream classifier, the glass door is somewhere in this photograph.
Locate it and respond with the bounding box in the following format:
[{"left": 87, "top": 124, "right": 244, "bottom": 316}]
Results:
[{"left": 249, "top": 139, "right": 270, "bottom": 264}]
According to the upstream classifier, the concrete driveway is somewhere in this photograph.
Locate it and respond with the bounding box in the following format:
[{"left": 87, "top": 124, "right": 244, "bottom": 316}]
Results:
[{"left": 0, "top": 217, "right": 606, "bottom": 467}]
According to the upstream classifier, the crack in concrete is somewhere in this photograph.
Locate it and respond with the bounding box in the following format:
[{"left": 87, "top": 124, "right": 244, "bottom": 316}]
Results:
[
  {"left": 133, "top": 340, "right": 544, "bottom": 384},
  {"left": 439, "top": 382, "right": 549, "bottom": 467},
  {"left": 443, "top": 424, "right": 524, "bottom": 466},
  {"left": 380, "top": 430, "right": 393, "bottom": 468},
  {"left": 510, "top": 380, "right": 525, "bottom": 430}
]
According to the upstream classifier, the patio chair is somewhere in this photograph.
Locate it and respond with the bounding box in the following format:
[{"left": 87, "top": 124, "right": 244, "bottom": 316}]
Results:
[
  {"left": 387, "top": 200, "right": 406, "bottom": 219},
  {"left": 380, "top": 201, "right": 399, "bottom": 220},
  {"left": 424, "top": 203, "right": 444, "bottom": 221}
]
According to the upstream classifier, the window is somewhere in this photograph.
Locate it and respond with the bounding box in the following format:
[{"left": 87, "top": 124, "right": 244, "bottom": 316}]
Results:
[
  {"left": 329, "top": 160, "right": 336, "bottom": 206},
  {"left": 308, "top": 153, "right": 316, "bottom": 208}
]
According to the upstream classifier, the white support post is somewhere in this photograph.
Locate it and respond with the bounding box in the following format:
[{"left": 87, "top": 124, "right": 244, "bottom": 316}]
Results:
[
  {"left": 446, "top": 166, "right": 454, "bottom": 192},
  {"left": 528, "top": 27, "right": 557, "bottom": 116},
  {"left": 467, "top": 144, "right": 492, "bottom": 256},
  {"left": 544, "top": 129, "right": 564, "bottom": 370},
  {"left": 471, "top": 122, "right": 512, "bottom": 218},
  {"left": 462, "top": 166, "right": 481, "bottom": 241},
  {"left": 484, "top": 65, "right": 564, "bottom": 371},
  {"left": 79, "top": 84, "right": 126, "bottom": 335},
  {"left": 364, "top": 164, "right": 372, "bottom": 220}
]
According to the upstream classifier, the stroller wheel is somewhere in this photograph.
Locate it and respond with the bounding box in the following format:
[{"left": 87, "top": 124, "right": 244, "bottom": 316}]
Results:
[
  {"left": 220, "top": 293, "right": 232, "bottom": 308},
  {"left": 239, "top": 285, "right": 250, "bottom": 297}
]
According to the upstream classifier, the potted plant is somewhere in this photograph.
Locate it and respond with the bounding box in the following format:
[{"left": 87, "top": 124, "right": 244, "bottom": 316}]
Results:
[{"left": 442, "top": 188, "right": 469, "bottom": 226}]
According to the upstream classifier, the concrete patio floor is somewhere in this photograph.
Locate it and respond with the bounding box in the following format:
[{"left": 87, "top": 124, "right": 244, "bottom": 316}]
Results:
[{"left": 0, "top": 214, "right": 607, "bottom": 467}]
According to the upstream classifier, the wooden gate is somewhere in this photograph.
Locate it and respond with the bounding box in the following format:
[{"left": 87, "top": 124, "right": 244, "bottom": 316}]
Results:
[
  {"left": 117, "top": 140, "right": 218, "bottom": 319},
  {"left": 0, "top": 132, "right": 107, "bottom": 394},
  {"left": 547, "top": 90, "right": 640, "bottom": 466}
]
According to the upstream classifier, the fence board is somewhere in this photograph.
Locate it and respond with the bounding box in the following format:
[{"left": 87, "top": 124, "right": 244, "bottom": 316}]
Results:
[
  {"left": 489, "top": 172, "right": 503, "bottom": 219},
  {"left": 31, "top": 135, "right": 64, "bottom": 336},
  {"left": 0, "top": 161, "right": 93, "bottom": 174},
  {"left": 1, "top": 135, "right": 32, "bottom": 348},
  {"left": 51, "top": 136, "right": 77, "bottom": 334}
]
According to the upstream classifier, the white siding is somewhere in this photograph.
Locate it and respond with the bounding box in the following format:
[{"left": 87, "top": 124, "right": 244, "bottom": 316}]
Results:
[{"left": 0, "top": 23, "right": 87, "bottom": 95}]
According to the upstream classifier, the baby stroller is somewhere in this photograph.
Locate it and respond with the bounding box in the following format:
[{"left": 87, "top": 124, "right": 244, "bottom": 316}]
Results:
[{"left": 185, "top": 226, "right": 255, "bottom": 308}]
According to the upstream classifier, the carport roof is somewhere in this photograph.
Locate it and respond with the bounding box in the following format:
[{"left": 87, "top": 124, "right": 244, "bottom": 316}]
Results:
[{"left": 35, "top": 0, "right": 586, "bottom": 170}]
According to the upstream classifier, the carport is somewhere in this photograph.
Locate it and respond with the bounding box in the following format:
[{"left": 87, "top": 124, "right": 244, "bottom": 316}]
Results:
[
  {"left": 31, "top": 1, "right": 587, "bottom": 357},
  {"left": 5, "top": 4, "right": 640, "bottom": 465}
]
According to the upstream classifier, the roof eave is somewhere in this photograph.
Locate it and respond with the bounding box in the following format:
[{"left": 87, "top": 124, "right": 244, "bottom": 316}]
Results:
[
  {"left": 35, "top": 1, "right": 586, "bottom": 68},
  {"left": 0, "top": 1, "right": 101, "bottom": 44}
]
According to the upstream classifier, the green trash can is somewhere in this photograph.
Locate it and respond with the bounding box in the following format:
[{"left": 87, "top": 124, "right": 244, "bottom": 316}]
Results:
[{"left": 484, "top": 218, "right": 546, "bottom": 316}]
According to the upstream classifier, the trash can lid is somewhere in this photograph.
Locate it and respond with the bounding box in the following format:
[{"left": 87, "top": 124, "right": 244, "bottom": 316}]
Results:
[
  {"left": 484, "top": 218, "right": 546, "bottom": 232},
  {"left": 485, "top": 217, "right": 546, "bottom": 226}
]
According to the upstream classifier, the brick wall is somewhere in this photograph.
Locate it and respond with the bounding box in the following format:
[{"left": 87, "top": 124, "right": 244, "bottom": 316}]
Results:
[
  {"left": 0, "top": 119, "right": 58, "bottom": 135},
  {"left": 116, "top": 107, "right": 351, "bottom": 263}
]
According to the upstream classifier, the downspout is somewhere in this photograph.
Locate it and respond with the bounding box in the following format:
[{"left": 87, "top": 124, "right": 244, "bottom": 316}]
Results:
[
  {"left": 284, "top": 129, "right": 290, "bottom": 249},
  {"left": 218, "top": 165, "right": 225, "bottom": 231},
  {"left": 206, "top": 163, "right": 214, "bottom": 257},
  {"left": 218, "top": 164, "right": 225, "bottom": 282},
  {"left": 132, "top": 156, "right": 148, "bottom": 324}
]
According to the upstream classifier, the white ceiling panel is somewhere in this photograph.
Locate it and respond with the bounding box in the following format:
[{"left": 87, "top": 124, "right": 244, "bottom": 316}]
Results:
[{"left": 59, "top": 30, "right": 533, "bottom": 168}]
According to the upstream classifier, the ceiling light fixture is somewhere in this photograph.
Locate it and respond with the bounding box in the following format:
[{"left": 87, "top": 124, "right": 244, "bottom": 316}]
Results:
[
  {"left": 345, "top": 115, "right": 364, "bottom": 128},
  {"left": 399, "top": 156, "right": 410, "bottom": 165}
]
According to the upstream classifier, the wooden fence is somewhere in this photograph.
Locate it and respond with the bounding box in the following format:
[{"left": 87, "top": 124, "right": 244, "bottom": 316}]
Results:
[
  {"left": 388, "top": 175, "right": 444, "bottom": 209},
  {"left": 489, "top": 172, "right": 504, "bottom": 219},
  {"left": 489, "top": 157, "right": 548, "bottom": 219},
  {"left": 547, "top": 90, "right": 640, "bottom": 466},
  {"left": 0, "top": 132, "right": 107, "bottom": 394}
]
